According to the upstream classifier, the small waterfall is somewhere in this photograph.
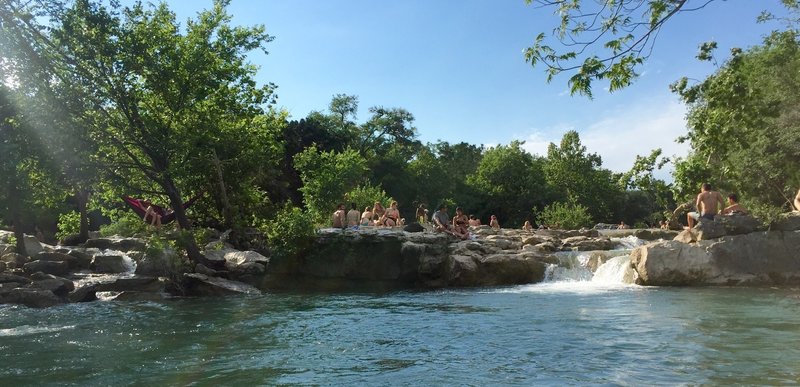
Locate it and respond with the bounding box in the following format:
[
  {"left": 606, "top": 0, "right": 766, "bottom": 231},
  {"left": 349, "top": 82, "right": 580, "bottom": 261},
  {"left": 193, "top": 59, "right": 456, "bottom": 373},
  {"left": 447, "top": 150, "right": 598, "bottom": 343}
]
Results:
[
  {"left": 592, "top": 255, "right": 636, "bottom": 284},
  {"left": 541, "top": 237, "right": 644, "bottom": 287}
]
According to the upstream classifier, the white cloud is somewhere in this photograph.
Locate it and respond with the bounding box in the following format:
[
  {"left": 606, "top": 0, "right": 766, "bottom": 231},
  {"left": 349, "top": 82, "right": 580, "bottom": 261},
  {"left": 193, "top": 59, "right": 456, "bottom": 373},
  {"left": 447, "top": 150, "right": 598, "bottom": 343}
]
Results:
[{"left": 517, "top": 98, "right": 691, "bottom": 181}]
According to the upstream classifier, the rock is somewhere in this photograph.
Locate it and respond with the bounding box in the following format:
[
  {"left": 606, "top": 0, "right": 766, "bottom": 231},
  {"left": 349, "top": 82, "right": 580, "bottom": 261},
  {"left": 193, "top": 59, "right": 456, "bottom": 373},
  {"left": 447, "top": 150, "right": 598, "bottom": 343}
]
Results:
[
  {"left": 95, "top": 277, "right": 163, "bottom": 293},
  {"left": 195, "top": 263, "right": 224, "bottom": 277},
  {"left": 447, "top": 255, "right": 479, "bottom": 286},
  {"left": 771, "top": 212, "right": 800, "bottom": 231},
  {"left": 472, "top": 253, "right": 546, "bottom": 286},
  {"left": 29, "top": 277, "right": 75, "bottom": 297},
  {"left": 403, "top": 222, "right": 425, "bottom": 233},
  {"left": 112, "top": 291, "right": 169, "bottom": 302},
  {"left": 561, "top": 236, "right": 616, "bottom": 251},
  {"left": 33, "top": 252, "right": 84, "bottom": 270},
  {"left": 68, "top": 284, "right": 98, "bottom": 303},
  {"left": 23, "top": 260, "right": 69, "bottom": 276},
  {"left": 522, "top": 235, "right": 549, "bottom": 246},
  {"left": 90, "top": 255, "right": 129, "bottom": 274},
  {"left": 84, "top": 237, "right": 146, "bottom": 252},
  {"left": 631, "top": 240, "right": 713, "bottom": 286},
  {"left": 1, "top": 288, "right": 64, "bottom": 308},
  {"left": 1, "top": 252, "right": 28, "bottom": 269},
  {"left": 0, "top": 273, "right": 31, "bottom": 284},
  {"left": 182, "top": 273, "right": 260, "bottom": 296},
  {"left": 0, "top": 261, "right": 5, "bottom": 273},
  {"left": 716, "top": 215, "right": 761, "bottom": 235},
  {"left": 634, "top": 229, "right": 680, "bottom": 241},
  {"left": 632, "top": 231, "right": 800, "bottom": 286},
  {"left": 673, "top": 229, "right": 696, "bottom": 243},
  {"left": 22, "top": 234, "right": 44, "bottom": 257},
  {"left": 535, "top": 242, "right": 558, "bottom": 252},
  {"left": 66, "top": 249, "right": 94, "bottom": 269},
  {"left": 135, "top": 248, "right": 179, "bottom": 276},
  {"left": 694, "top": 219, "right": 726, "bottom": 240}
]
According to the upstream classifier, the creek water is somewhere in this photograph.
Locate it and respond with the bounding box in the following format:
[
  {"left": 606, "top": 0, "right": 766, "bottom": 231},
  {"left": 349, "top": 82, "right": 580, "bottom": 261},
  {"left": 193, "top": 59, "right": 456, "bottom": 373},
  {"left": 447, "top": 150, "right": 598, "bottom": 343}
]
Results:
[{"left": 2, "top": 245, "right": 800, "bottom": 385}]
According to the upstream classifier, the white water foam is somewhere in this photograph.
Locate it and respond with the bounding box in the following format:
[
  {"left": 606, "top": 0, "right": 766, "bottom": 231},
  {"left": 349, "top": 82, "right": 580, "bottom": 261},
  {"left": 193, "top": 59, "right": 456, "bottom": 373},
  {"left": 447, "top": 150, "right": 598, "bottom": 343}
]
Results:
[{"left": 0, "top": 325, "right": 76, "bottom": 337}]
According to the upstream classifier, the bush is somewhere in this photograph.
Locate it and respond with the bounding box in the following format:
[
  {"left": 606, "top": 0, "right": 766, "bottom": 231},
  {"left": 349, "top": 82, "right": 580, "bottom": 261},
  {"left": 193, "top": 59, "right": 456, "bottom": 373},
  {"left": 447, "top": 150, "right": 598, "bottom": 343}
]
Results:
[
  {"left": 261, "top": 205, "right": 316, "bottom": 259},
  {"left": 537, "top": 199, "right": 592, "bottom": 230},
  {"left": 99, "top": 212, "right": 149, "bottom": 237},
  {"left": 346, "top": 182, "right": 394, "bottom": 213},
  {"left": 56, "top": 211, "right": 81, "bottom": 241}
]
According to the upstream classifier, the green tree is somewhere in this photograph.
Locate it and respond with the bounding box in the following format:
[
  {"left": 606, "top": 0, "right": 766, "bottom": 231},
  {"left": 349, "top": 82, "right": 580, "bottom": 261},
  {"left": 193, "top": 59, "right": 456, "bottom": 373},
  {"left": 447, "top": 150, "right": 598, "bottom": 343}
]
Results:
[
  {"left": 467, "top": 140, "right": 548, "bottom": 226},
  {"left": 537, "top": 198, "right": 592, "bottom": 230},
  {"left": 0, "top": 0, "right": 279, "bottom": 264},
  {"left": 524, "top": 0, "right": 799, "bottom": 97},
  {"left": 671, "top": 29, "right": 800, "bottom": 213},
  {"left": 293, "top": 146, "right": 368, "bottom": 225}
]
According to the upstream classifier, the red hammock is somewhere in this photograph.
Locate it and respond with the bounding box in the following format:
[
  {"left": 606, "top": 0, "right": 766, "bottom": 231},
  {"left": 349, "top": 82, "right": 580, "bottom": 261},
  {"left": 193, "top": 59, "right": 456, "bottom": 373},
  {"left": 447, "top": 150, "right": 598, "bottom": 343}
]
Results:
[{"left": 122, "top": 191, "right": 204, "bottom": 224}]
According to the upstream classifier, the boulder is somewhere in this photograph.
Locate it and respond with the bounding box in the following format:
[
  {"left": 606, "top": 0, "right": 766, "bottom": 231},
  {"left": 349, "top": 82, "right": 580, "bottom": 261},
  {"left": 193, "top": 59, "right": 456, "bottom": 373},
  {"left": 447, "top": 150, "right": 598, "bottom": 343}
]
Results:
[
  {"left": 95, "top": 277, "right": 163, "bottom": 293},
  {"left": 29, "top": 276, "right": 75, "bottom": 297},
  {"left": 135, "top": 248, "right": 180, "bottom": 276},
  {"left": 771, "top": 212, "right": 800, "bottom": 231},
  {"left": 694, "top": 219, "right": 726, "bottom": 240},
  {"left": 66, "top": 249, "right": 95, "bottom": 269},
  {"left": 673, "top": 229, "right": 697, "bottom": 243},
  {"left": 471, "top": 253, "right": 546, "bottom": 286},
  {"left": 630, "top": 240, "right": 713, "bottom": 286},
  {"left": 68, "top": 284, "right": 98, "bottom": 303},
  {"left": 403, "top": 222, "right": 425, "bottom": 233},
  {"left": 227, "top": 262, "right": 266, "bottom": 276},
  {"left": 22, "top": 234, "right": 44, "bottom": 257},
  {"left": 23, "top": 260, "right": 69, "bottom": 276},
  {"left": 0, "top": 261, "right": 5, "bottom": 273},
  {"left": 90, "top": 255, "right": 129, "bottom": 274},
  {"left": 716, "top": 215, "right": 761, "bottom": 235},
  {"left": 84, "top": 237, "right": 146, "bottom": 252},
  {"left": 634, "top": 229, "right": 680, "bottom": 241},
  {"left": 33, "top": 252, "right": 85, "bottom": 270},
  {"left": 0, "top": 273, "right": 31, "bottom": 284},
  {"left": 561, "top": 236, "right": 616, "bottom": 251},
  {"left": 195, "top": 263, "right": 226, "bottom": 277},
  {"left": 182, "top": 273, "right": 260, "bottom": 296},
  {"left": 447, "top": 255, "right": 480, "bottom": 286},
  {"left": 522, "top": 235, "right": 549, "bottom": 246},
  {"left": 1, "top": 252, "right": 28, "bottom": 269},
  {"left": 1, "top": 288, "right": 64, "bottom": 308}
]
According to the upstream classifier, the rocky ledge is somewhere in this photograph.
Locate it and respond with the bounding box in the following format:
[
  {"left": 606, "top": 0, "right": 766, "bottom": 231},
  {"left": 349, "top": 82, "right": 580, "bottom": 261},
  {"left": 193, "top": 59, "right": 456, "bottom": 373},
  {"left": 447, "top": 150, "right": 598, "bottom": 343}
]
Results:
[{"left": 631, "top": 213, "right": 800, "bottom": 286}]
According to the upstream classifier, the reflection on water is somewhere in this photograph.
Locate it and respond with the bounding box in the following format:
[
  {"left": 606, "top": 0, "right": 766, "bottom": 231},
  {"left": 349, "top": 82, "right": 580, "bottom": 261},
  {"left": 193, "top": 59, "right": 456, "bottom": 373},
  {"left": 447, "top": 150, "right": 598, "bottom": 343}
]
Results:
[{"left": 1, "top": 286, "right": 799, "bottom": 385}]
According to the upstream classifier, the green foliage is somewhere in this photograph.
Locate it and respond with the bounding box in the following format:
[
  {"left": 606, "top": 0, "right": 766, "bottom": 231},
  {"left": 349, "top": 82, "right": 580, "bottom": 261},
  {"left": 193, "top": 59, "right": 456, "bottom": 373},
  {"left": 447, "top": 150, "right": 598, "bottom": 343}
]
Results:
[
  {"left": 99, "top": 212, "right": 149, "bottom": 237},
  {"left": 56, "top": 211, "right": 81, "bottom": 241},
  {"left": 294, "top": 145, "right": 368, "bottom": 225},
  {"left": 346, "top": 183, "right": 393, "bottom": 213},
  {"left": 537, "top": 198, "right": 593, "bottom": 230},
  {"left": 672, "top": 30, "right": 800, "bottom": 212},
  {"left": 262, "top": 205, "right": 316, "bottom": 260}
]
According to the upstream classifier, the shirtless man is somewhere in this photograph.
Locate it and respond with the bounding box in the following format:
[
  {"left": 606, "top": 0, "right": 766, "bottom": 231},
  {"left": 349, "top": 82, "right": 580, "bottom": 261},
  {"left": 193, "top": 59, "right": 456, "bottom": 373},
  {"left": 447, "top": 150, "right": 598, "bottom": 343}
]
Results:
[
  {"left": 346, "top": 202, "right": 361, "bottom": 227},
  {"left": 332, "top": 203, "right": 346, "bottom": 229},
  {"left": 721, "top": 193, "right": 748, "bottom": 215},
  {"left": 687, "top": 183, "right": 726, "bottom": 228},
  {"left": 794, "top": 188, "right": 800, "bottom": 212}
]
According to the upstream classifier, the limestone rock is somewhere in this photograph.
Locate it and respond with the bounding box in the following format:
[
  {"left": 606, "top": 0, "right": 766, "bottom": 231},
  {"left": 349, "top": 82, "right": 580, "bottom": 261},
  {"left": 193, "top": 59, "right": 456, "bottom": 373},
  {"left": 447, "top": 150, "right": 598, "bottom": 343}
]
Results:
[
  {"left": 1, "top": 288, "right": 64, "bottom": 308},
  {"left": 634, "top": 229, "right": 679, "bottom": 241},
  {"left": 1, "top": 252, "right": 29, "bottom": 269},
  {"left": 0, "top": 261, "right": 5, "bottom": 273},
  {"left": 182, "top": 273, "right": 260, "bottom": 296},
  {"left": 673, "top": 229, "right": 697, "bottom": 244},
  {"left": 561, "top": 236, "right": 616, "bottom": 251},
  {"left": 84, "top": 237, "right": 146, "bottom": 252},
  {"left": 631, "top": 240, "right": 713, "bottom": 286},
  {"left": 447, "top": 255, "right": 479, "bottom": 286},
  {"left": 95, "top": 277, "right": 163, "bottom": 293},
  {"left": 33, "top": 252, "right": 86, "bottom": 270},
  {"left": 29, "top": 276, "right": 75, "bottom": 297},
  {"left": 68, "top": 284, "right": 98, "bottom": 303},
  {"left": 23, "top": 260, "right": 69, "bottom": 276},
  {"left": 771, "top": 212, "right": 800, "bottom": 231},
  {"left": 716, "top": 215, "right": 761, "bottom": 235},
  {"left": 22, "top": 234, "right": 44, "bottom": 257},
  {"left": 195, "top": 263, "right": 225, "bottom": 277},
  {"left": 90, "top": 255, "right": 128, "bottom": 273},
  {"left": 135, "top": 248, "right": 178, "bottom": 276},
  {"left": 0, "top": 273, "right": 31, "bottom": 284},
  {"left": 694, "top": 220, "right": 726, "bottom": 240},
  {"left": 403, "top": 222, "right": 425, "bottom": 233}
]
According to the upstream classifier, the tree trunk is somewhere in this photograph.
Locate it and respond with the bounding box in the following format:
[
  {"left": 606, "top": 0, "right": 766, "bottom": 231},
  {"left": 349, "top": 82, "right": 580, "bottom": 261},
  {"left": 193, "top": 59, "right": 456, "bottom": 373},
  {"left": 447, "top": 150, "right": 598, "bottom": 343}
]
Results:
[
  {"left": 211, "top": 149, "right": 234, "bottom": 229},
  {"left": 163, "top": 177, "right": 220, "bottom": 269},
  {"left": 77, "top": 188, "right": 90, "bottom": 243}
]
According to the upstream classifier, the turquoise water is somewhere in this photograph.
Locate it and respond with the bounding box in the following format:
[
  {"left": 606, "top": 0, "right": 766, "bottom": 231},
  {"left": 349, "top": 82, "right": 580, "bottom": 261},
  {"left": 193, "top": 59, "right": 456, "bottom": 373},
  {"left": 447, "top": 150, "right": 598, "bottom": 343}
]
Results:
[{"left": 1, "top": 283, "right": 799, "bottom": 385}]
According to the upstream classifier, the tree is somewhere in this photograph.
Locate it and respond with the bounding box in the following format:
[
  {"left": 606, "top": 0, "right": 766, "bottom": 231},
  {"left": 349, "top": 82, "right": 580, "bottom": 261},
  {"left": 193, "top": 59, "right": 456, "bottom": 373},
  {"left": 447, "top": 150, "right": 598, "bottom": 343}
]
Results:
[
  {"left": 293, "top": 146, "right": 368, "bottom": 225},
  {"left": 671, "top": 30, "right": 800, "bottom": 213},
  {"left": 544, "top": 131, "right": 622, "bottom": 222},
  {"left": 524, "top": 0, "right": 800, "bottom": 97},
  {"left": 0, "top": 0, "right": 279, "bottom": 264},
  {"left": 467, "top": 140, "right": 548, "bottom": 226}
]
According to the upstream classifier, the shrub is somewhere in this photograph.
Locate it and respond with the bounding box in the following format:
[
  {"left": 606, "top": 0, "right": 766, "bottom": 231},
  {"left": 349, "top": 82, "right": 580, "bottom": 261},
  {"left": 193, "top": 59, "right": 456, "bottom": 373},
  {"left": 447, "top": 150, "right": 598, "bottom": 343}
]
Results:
[
  {"left": 99, "top": 212, "right": 149, "bottom": 237},
  {"left": 346, "top": 182, "right": 394, "bottom": 213},
  {"left": 261, "top": 205, "right": 316, "bottom": 259},
  {"left": 537, "top": 199, "right": 592, "bottom": 230},
  {"left": 56, "top": 211, "right": 81, "bottom": 241}
]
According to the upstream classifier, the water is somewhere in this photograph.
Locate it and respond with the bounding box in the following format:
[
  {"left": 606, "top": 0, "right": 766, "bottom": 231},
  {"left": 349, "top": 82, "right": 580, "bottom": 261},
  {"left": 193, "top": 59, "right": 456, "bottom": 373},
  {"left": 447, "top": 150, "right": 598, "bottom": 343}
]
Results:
[{"left": 2, "top": 259, "right": 800, "bottom": 385}]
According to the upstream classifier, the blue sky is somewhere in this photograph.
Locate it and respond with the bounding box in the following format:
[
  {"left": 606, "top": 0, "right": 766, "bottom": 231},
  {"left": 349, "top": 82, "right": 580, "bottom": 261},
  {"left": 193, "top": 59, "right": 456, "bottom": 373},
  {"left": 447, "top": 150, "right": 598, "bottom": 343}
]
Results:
[{"left": 167, "top": 0, "right": 793, "bottom": 178}]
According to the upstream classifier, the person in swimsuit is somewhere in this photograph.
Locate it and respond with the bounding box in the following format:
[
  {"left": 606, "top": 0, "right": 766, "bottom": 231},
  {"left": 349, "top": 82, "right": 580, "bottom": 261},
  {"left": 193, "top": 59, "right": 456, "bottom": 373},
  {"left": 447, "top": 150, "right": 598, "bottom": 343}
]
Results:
[
  {"left": 372, "top": 201, "right": 386, "bottom": 226},
  {"left": 687, "top": 183, "right": 726, "bottom": 228},
  {"left": 383, "top": 201, "right": 400, "bottom": 227},
  {"left": 489, "top": 215, "right": 500, "bottom": 230},
  {"left": 361, "top": 206, "right": 373, "bottom": 226},
  {"left": 452, "top": 207, "right": 469, "bottom": 239},
  {"left": 346, "top": 202, "right": 361, "bottom": 227},
  {"left": 332, "top": 203, "right": 346, "bottom": 229},
  {"left": 468, "top": 215, "right": 481, "bottom": 227},
  {"left": 721, "top": 193, "right": 748, "bottom": 215},
  {"left": 523, "top": 220, "right": 533, "bottom": 232}
]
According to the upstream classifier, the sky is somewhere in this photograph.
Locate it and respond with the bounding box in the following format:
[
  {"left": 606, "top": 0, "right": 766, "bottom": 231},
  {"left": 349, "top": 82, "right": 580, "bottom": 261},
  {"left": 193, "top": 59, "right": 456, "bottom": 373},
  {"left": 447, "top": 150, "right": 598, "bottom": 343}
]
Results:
[{"left": 165, "top": 0, "right": 794, "bottom": 180}]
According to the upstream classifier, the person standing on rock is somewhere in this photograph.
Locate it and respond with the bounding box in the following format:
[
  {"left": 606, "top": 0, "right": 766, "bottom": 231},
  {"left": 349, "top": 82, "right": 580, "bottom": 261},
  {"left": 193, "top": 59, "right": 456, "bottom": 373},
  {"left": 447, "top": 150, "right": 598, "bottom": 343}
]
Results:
[{"left": 687, "top": 183, "right": 726, "bottom": 228}]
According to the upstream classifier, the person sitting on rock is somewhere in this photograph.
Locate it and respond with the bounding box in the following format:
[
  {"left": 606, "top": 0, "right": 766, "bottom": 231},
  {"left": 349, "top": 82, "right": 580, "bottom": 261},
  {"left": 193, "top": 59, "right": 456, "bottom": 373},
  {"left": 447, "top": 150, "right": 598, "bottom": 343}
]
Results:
[
  {"left": 361, "top": 206, "right": 373, "bottom": 226},
  {"left": 489, "top": 215, "right": 500, "bottom": 230},
  {"left": 468, "top": 215, "right": 481, "bottom": 227},
  {"left": 372, "top": 201, "right": 386, "bottom": 225},
  {"left": 433, "top": 204, "right": 459, "bottom": 238},
  {"left": 383, "top": 201, "right": 401, "bottom": 227},
  {"left": 687, "top": 183, "right": 726, "bottom": 228},
  {"left": 332, "top": 203, "right": 346, "bottom": 229},
  {"left": 346, "top": 202, "right": 361, "bottom": 227},
  {"left": 721, "top": 193, "right": 748, "bottom": 215},
  {"left": 452, "top": 207, "right": 470, "bottom": 239},
  {"left": 522, "top": 220, "right": 533, "bottom": 232}
]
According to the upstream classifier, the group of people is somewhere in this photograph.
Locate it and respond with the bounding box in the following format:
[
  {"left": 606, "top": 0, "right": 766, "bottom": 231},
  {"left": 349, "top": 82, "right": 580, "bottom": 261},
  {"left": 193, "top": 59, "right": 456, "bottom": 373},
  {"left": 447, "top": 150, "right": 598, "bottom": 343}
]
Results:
[
  {"left": 332, "top": 201, "right": 403, "bottom": 229},
  {"left": 685, "top": 183, "right": 750, "bottom": 229}
]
